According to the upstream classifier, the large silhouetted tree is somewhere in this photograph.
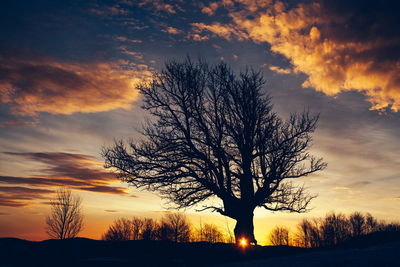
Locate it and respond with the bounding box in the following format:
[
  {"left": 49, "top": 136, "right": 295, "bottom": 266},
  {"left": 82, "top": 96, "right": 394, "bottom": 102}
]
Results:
[{"left": 103, "top": 58, "right": 326, "bottom": 245}]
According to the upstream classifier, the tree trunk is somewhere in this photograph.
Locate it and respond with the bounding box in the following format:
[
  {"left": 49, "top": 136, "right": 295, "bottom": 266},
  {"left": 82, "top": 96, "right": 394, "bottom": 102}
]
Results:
[{"left": 234, "top": 210, "right": 257, "bottom": 245}]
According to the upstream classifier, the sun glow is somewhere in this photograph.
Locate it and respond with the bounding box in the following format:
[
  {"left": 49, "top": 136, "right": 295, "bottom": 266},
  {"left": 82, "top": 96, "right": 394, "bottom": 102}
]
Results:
[{"left": 239, "top": 237, "right": 248, "bottom": 248}]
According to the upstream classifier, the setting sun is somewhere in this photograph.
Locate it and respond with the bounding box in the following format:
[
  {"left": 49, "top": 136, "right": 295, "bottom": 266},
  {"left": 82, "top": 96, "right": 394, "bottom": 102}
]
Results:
[{"left": 239, "top": 237, "right": 248, "bottom": 248}]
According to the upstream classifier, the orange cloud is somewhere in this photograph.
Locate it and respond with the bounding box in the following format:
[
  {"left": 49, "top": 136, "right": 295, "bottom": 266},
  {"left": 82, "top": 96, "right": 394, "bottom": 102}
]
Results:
[
  {"left": 0, "top": 53, "right": 151, "bottom": 116},
  {"left": 191, "top": 22, "right": 247, "bottom": 41},
  {"left": 115, "top": 36, "right": 142, "bottom": 43},
  {"left": 201, "top": 2, "right": 219, "bottom": 16},
  {"left": 0, "top": 152, "right": 129, "bottom": 207},
  {"left": 194, "top": 0, "right": 400, "bottom": 111},
  {"left": 163, "top": 26, "right": 182, "bottom": 35},
  {"left": 269, "top": 65, "right": 292, "bottom": 74}
]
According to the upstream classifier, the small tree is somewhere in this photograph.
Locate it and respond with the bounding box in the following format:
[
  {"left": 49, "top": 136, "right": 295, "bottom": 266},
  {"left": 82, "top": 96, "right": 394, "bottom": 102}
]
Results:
[
  {"left": 365, "top": 213, "right": 378, "bottom": 234},
  {"left": 295, "top": 218, "right": 321, "bottom": 248},
  {"left": 194, "top": 223, "right": 225, "bottom": 243},
  {"left": 349, "top": 212, "right": 366, "bottom": 237},
  {"left": 157, "top": 220, "right": 174, "bottom": 241},
  {"left": 141, "top": 218, "right": 158, "bottom": 240},
  {"left": 269, "top": 226, "right": 290, "bottom": 246},
  {"left": 46, "top": 189, "right": 84, "bottom": 239},
  {"left": 102, "top": 218, "right": 132, "bottom": 241},
  {"left": 320, "top": 212, "right": 350, "bottom": 247},
  {"left": 103, "top": 58, "right": 326, "bottom": 244},
  {"left": 132, "top": 217, "right": 144, "bottom": 240},
  {"left": 164, "top": 213, "right": 191, "bottom": 242}
]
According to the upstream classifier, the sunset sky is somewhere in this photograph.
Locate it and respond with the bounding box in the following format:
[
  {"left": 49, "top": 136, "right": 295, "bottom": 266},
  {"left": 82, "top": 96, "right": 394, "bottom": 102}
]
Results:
[{"left": 1, "top": 0, "right": 400, "bottom": 245}]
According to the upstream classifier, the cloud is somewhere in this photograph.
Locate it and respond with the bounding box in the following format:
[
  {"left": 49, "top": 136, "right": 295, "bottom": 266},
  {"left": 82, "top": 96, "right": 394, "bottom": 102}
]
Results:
[
  {"left": 0, "top": 186, "right": 53, "bottom": 207},
  {"left": 138, "top": 0, "right": 181, "bottom": 14},
  {"left": 115, "top": 36, "right": 142, "bottom": 43},
  {"left": 193, "top": 0, "right": 400, "bottom": 111},
  {"left": 334, "top": 187, "right": 350, "bottom": 190},
  {"left": 104, "top": 209, "right": 119, "bottom": 212},
  {"left": 162, "top": 26, "right": 182, "bottom": 35},
  {"left": 90, "top": 6, "right": 129, "bottom": 16},
  {"left": 347, "top": 181, "right": 371, "bottom": 188},
  {"left": 191, "top": 22, "right": 247, "bottom": 41},
  {"left": 386, "top": 197, "right": 400, "bottom": 201},
  {"left": 269, "top": 65, "right": 292, "bottom": 74},
  {"left": 0, "top": 52, "right": 151, "bottom": 116},
  {"left": 201, "top": 2, "right": 219, "bottom": 16},
  {"left": 0, "top": 152, "right": 128, "bottom": 207},
  {"left": 0, "top": 119, "right": 37, "bottom": 128},
  {"left": 189, "top": 33, "right": 210, "bottom": 42}
]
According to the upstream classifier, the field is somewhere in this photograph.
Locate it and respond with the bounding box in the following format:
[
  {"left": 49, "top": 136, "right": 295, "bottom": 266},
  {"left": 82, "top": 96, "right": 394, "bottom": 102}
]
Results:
[{"left": 1, "top": 232, "right": 400, "bottom": 267}]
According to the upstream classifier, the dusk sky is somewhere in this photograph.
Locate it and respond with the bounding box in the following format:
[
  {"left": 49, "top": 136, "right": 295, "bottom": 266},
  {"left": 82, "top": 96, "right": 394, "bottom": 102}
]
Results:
[{"left": 1, "top": 0, "right": 399, "bottom": 244}]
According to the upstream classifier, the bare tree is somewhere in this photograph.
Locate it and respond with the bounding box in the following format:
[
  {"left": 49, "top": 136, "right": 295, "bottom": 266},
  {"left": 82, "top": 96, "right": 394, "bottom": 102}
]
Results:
[
  {"left": 295, "top": 218, "right": 321, "bottom": 248},
  {"left": 224, "top": 219, "right": 235, "bottom": 244},
  {"left": 157, "top": 219, "right": 174, "bottom": 241},
  {"left": 349, "top": 212, "right": 366, "bottom": 237},
  {"left": 46, "top": 189, "right": 84, "bottom": 239},
  {"left": 141, "top": 218, "right": 158, "bottom": 240},
  {"left": 320, "top": 212, "right": 350, "bottom": 247},
  {"left": 269, "top": 226, "right": 290, "bottom": 246},
  {"left": 132, "top": 216, "right": 144, "bottom": 240},
  {"left": 102, "top": 218, "right": 132, "bottom": 241},
  {"left": 164, "top": 213, "right": 191, "bottom": 242},
  {"left": 365, "top": 213, "right": 378, "bottom": 234},
  {"left": 103, "top": 58, "right": 326, "bottom": 244},
  {"left": 194, "top": 223, "right": 225, "bottom": 243}
]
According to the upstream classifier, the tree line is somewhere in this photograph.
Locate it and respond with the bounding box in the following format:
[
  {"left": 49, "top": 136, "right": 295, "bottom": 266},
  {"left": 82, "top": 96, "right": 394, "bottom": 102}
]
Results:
[
  {"left": 101, "top": 213, "right": 234, "bottom": 243},
  {"left": 269, "top": 211, "right": 400, "bottom": 247},
  {"left": 45, "top": 189, "right": 400, "bottom": 247}
]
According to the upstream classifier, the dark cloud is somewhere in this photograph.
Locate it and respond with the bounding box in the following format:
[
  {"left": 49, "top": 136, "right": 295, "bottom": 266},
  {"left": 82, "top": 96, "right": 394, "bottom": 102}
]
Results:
[
  {"left": 347, "top": 181, "right": 371, "bottom": 189},
  {"left": 0, "top": 119, "right": 37, "bottom": 128},
  {"left": 0, "top": 186, "right": 53, "bottom": 207},
  {"left": 3, "top": 152, "right": 116, "bottom": 182},
  {"left": 0, "top": 152, "right": 128, "bottom": 207},
  {"left": 138, "top": 0, "right": 183, "bottom": 15},
  {"left": 104, "top": 209, "right": 119, "bottom": 212},
  {"left": 319, "top": 0, "right": 400, "bottom": 42}
]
